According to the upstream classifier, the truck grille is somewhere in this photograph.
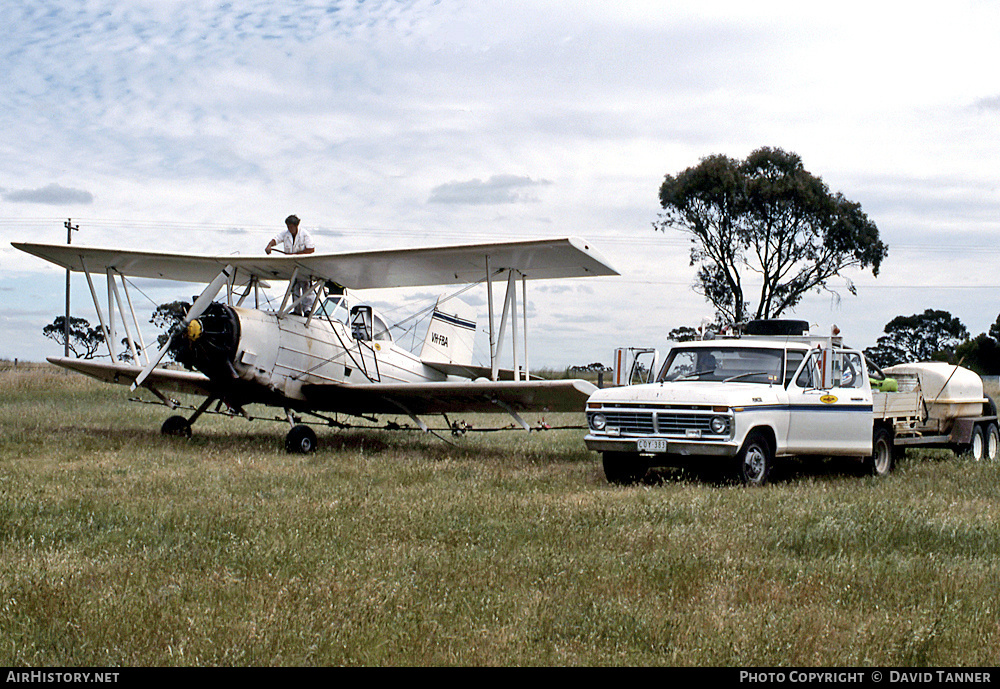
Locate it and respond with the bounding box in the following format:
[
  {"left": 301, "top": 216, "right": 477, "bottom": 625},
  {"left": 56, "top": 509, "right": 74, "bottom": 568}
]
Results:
[
  {"left": 589, "top": 409, "right": 731, "bottom": 437},
  {"left": 657, "top": 413, "right": 722, "bottom": 434},
  {"left": 598, "top": 411, "right": 655, "bottom": 434}
]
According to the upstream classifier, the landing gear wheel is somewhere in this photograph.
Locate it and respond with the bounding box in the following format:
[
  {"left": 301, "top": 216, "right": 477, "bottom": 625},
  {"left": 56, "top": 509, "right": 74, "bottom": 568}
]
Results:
[
  {"left": 285, "top": 424, "right": 317, "bottom": 454},
  {"left": 866, "top": 426, "right": 895, "bottom": 476},
  {"left": 161, "top": 415, "right": 192, "bottom": 438},
  {"left": 602, "top": 451, "right": 648, "bottom": 485},
  {"left": 736, "top": 430, "right": 773, "bottom": 486}
]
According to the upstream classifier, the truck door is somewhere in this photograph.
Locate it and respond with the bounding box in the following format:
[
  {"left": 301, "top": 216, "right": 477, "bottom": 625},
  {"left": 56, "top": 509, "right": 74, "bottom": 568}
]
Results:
[
  {"left": 785, "top": 348, "right": 873, "bottom": 455},
  {"left": 613, "top": 348, "right": 659, "bottom": 386}
]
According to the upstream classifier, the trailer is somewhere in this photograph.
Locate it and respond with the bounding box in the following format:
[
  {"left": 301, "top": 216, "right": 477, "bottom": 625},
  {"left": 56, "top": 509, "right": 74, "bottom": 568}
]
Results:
[{"left": 872, "top": 361, "right": 999, "bottom": 468}]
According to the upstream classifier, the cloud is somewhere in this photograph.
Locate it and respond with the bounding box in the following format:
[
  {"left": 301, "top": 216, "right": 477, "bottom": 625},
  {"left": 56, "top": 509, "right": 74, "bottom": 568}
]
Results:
[
  {"left": 975, "top": 95, "right": 1000, "bottom": 111},
  {"left": 2, "top": 183, "right": 94, "bottom": 205},
  {"left": 1, "top": 1, "right": 1000, "bottom": 365},
  {"left": 428, "top": 175, "right": 552, "bottom": 205}
]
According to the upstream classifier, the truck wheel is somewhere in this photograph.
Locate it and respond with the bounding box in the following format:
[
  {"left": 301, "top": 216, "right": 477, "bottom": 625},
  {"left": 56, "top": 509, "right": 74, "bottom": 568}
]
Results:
[
  {"left": 984, "top": 423, "right": 999, "bottom": 462},
  {"left": 735, "top": 431, "right": 772, "bottom": 486},
  {"left": 602, "top": 451, "right": 648, "bottom": 485},
  {"left": 866, "top": 426, "right": 895, "bottom": 476}
]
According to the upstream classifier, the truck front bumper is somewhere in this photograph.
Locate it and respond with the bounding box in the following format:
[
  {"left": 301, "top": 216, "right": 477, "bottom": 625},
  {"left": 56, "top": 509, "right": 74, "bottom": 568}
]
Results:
[{"left": 584, "top": 434, "right": 739, "bottom": 457}]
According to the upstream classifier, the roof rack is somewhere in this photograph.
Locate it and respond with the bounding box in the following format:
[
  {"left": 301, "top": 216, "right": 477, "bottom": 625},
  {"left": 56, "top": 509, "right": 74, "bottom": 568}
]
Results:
[{"left": 739, "top": 319, "right": 811, "bottom": 337}]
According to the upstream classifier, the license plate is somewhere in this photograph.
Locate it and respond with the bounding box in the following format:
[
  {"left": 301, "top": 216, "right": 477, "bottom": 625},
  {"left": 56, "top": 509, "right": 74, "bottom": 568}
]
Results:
[{"left": 637, "top": 438, "right": 668, "bottom": 453}]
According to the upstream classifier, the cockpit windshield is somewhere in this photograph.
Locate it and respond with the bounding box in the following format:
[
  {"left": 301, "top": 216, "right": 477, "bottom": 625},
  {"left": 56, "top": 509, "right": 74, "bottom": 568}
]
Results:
[
  {"left": 658, "top": 346, "right": 784, "bottom": 385},
  {"left": 317, "top": 296, "right": 350, "bottom": 323}
]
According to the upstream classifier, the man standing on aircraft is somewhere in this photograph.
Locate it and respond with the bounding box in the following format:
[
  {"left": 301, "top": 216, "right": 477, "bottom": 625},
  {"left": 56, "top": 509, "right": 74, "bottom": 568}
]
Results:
[
  {"left": 265, "top": 214, "right": 315, "bottom": 256},
  {"left": 265, "top": 214, "right": 316, "bottom": 314}
]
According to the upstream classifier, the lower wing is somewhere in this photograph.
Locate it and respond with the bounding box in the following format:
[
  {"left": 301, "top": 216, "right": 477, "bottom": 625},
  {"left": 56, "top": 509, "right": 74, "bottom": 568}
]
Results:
[
  {"left": 301, "top": 378, "right": 596, "bottom": 415},
  {"left": 48, "top": 356, "right": 595, "bottom": 415},
  {"left": 47, "top": 356, "right": 213, "bottom": 397}
]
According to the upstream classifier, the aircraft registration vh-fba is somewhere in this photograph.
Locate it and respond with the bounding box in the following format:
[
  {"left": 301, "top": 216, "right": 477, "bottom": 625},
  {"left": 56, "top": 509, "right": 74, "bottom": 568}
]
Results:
[{"left": 13, "top": 236, "right": 618, "bottom": 452}]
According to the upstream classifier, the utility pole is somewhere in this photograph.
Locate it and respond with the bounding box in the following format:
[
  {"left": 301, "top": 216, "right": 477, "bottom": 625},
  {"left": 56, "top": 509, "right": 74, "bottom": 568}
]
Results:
[{"left": 64, "top": 218, "right": 78, "bottom": 357}]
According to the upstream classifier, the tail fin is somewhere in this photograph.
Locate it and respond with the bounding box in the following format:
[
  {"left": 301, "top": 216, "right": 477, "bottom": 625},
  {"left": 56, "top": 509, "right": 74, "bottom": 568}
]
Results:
[{"left": 420, "top": 295, "right": 477, "bottom": 367}]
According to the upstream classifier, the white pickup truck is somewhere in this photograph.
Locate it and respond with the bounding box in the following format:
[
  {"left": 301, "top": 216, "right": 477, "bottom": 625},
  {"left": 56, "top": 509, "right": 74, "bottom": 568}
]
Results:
[{"left": 584, "top": 321, "right": 999, "bottom": 485}]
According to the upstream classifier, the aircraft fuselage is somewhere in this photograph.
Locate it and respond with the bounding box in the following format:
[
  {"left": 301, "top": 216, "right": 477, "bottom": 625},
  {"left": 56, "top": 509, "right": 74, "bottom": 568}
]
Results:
[{"left": 175, "top": 303, "right": 448, "bottom": 411}]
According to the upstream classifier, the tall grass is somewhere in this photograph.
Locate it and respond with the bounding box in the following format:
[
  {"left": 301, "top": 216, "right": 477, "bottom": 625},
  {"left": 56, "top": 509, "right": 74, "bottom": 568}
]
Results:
[{"left": 2, "top": 367, "right": 999, "bottom": 666}]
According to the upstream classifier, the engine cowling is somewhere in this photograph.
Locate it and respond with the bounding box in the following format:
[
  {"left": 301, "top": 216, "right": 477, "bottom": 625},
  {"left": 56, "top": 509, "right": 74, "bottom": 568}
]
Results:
[{"left": 170, "top": 302, "right": 241, "bottom": 380}]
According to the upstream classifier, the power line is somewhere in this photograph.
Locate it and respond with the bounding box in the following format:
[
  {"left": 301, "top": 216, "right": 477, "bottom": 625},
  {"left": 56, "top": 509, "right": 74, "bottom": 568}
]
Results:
[{"left": 5, "top": 216, "right": 997, "bottom": 252}]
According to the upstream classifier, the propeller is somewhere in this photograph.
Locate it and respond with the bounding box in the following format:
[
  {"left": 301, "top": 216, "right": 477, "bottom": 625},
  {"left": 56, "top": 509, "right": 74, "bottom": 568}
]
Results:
[{"left": 131, "top": 265, "right": 234, "bottom": 390}]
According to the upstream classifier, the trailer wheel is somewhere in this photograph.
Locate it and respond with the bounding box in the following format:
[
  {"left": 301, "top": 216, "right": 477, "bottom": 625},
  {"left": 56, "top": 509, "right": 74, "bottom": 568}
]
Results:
[
  {"left": 984, "top": 422, "right": 999, "bottom": 462},
  {"left": 602, "top": 451, "right": 648, "bottom": 485},
  {"left": 968, "top": 425, "right": 986, "bottom": 462},
  {"left": 867, "top": 426, "right": 895, "bottom": 476},
  {"left": 735, "top": 431, "right": 773, "bottom": 486}
]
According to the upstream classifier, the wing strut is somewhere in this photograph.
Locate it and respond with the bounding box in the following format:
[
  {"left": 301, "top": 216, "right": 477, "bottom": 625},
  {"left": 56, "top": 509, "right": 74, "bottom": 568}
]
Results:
[
  {"left": 119, "top": 274, "right": 149, "bottom": 365},
  {"left": 131, "top": 265, "right": 234, "bottom": 390},
  {"left": 490, "top": 397, "right": 531, "bottom": 431},
  {"left": 486, "top": 255, "right": 496, "bottom": 375},
  {"left": 79, "top": 258, "right": 147, "bottom": 365},
  {"left": 487, "top": 266, "right": 530, "bottom": 382},
  {"left": 108, "top": 270, "right": 141, "bottom": 364},
  {"left": 80, "top": 256, "right": 118, "bottom": 362},
  {"left": 382, "top": 398, "right": 429, "bottom": 432}
]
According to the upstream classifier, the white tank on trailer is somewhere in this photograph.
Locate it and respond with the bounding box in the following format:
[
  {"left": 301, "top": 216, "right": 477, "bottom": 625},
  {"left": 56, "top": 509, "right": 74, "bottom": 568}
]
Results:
[{"left": 883, "top": 362, "right": 988, "bottom": 429}]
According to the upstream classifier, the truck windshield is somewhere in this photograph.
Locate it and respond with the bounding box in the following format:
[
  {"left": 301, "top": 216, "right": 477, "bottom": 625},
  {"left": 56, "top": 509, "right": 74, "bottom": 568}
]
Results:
[{"left": 658, "top": 346, "right": 783, "bottom": 385}]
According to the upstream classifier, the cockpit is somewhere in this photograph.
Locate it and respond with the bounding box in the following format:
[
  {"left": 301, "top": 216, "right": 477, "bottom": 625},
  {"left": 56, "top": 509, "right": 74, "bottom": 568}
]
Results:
[{"left": 316, "top": 294, "right": 350, "bottom": 323}]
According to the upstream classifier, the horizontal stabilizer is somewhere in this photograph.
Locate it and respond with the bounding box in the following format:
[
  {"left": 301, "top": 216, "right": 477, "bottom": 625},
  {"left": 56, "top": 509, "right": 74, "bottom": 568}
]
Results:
[{"left": 421, "top": 362, "right": 540, "bottom": 381}]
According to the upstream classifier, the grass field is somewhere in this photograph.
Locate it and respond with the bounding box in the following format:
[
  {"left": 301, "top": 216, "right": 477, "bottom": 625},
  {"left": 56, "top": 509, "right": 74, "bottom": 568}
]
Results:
[{"left": 2, "top": 365, "right": 999, "bottom": 666}]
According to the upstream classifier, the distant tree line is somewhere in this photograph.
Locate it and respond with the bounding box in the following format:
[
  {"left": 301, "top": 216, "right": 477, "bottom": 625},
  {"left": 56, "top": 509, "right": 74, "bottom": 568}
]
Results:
[
  {"left": 45, "top": 300, "right": 1000, "bottom": 377},
  {"left": 42, "top": 300, "right": 191, "bottom": 364},
  {"left": 864, "top": 309, "right": 1000, "bottom": 375},
  {"left": 569, "top": 362, "right": 612, "bottom": 373}
]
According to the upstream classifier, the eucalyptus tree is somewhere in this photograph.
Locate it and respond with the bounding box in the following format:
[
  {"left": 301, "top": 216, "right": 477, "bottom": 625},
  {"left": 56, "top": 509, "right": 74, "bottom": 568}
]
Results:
[{"left": 655, "top": 147, "right": 887, "bottom": 324}]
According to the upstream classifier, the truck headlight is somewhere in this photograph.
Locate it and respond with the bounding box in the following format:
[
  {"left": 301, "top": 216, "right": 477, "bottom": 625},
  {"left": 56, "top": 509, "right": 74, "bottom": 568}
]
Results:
[
  {"left": 710, "top": 416, "right": 728, "bottom": 434},
  {"left": 591, "top": 413, "right": 606, "bottom": 431}
]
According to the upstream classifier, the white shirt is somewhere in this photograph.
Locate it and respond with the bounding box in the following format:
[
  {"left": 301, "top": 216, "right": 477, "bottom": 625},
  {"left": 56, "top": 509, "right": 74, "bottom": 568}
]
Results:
[{"left": 272, "top": 227, "right": 315, "bottom": 254}]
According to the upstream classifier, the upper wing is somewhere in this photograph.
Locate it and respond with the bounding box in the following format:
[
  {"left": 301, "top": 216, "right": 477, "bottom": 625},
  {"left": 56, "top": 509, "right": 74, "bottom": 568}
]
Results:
[
  {"left": 47, "top": 357, "right": 213, "bottom": 397},
  {"left": 14, "top": 244, "right": 261, "bottom": 285},
  {"left": 12, "top": 236, "right": 617, "bottom": 289},
  {"left": 300, "top": 378, "right": 597, "bottom": 415}
]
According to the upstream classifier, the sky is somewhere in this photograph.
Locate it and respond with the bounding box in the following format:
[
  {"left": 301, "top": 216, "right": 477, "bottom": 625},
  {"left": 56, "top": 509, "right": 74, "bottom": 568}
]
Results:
[{"left": 1, "top": 0, "right": 999, "bottom": 371}]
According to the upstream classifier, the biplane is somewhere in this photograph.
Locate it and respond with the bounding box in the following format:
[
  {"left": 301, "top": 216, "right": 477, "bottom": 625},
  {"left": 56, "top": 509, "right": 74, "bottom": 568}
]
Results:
[{"left": 12, "top": 236, "right": 618, "bottom": 451}]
